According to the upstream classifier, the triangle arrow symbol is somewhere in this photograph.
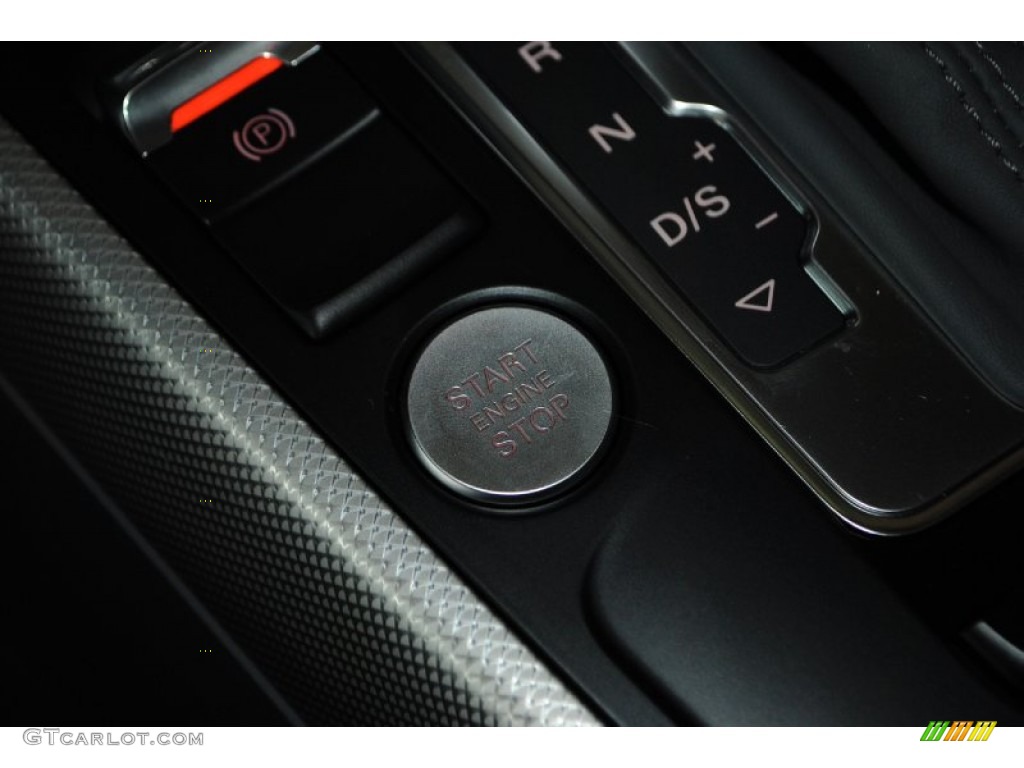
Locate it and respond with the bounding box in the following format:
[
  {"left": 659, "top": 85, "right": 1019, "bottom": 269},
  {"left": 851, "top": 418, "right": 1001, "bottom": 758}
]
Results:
[{"left": 734, "top": 279, "right": 776, "bottom": 312}]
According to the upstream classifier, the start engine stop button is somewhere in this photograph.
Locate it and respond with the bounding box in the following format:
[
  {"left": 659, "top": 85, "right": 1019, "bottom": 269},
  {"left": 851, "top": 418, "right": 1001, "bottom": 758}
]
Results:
[{"left": 406, "top": 304, "right": 614, "bottom": 504}]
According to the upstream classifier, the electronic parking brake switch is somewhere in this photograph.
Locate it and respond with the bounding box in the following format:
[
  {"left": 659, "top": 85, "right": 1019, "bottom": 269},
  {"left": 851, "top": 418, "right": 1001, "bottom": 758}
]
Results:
[
  {"left": 142, "top": 47, "right": 379, "bottom": 222},
  {"left": 458, "top": 43, "right": 846, "bottom": 368},
  {"left": 115, "top": 42, "right": 477, "bottom": 337}
]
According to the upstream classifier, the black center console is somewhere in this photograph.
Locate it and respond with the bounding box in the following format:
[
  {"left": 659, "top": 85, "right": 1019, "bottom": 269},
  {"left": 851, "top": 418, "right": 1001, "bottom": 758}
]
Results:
[{"left": 2, "top": 41, "right": 1023, "bottom": 725}]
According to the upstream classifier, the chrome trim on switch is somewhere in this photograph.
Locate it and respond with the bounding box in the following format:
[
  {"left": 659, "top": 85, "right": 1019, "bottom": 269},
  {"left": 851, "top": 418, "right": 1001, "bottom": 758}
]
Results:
[{"left": 121, "top": 41, "right": 320, "bottom": 154}]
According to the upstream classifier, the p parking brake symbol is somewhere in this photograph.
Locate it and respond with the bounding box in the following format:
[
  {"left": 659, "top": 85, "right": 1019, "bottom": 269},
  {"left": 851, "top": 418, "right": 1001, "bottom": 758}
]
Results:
[{"left": 232, "top": 108, "right": 296, "bottom": 162}]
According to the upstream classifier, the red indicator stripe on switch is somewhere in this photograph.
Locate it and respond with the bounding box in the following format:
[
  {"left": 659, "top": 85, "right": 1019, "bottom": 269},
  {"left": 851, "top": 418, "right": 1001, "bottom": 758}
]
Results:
[{"left": 170, "top": 56, "right": 283, "bottom": 133}]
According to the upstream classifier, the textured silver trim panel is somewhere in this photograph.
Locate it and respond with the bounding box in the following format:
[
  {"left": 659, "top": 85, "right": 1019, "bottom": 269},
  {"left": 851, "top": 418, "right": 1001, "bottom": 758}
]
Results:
[{"left": 0, "top": 116, "right": 599, "bottom": 726}]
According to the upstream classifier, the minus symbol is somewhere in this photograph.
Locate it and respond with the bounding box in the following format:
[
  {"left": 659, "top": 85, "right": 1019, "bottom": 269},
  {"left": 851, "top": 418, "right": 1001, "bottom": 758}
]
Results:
[{"left": 755, "top": 212, "right": 779, "bottom": 230}]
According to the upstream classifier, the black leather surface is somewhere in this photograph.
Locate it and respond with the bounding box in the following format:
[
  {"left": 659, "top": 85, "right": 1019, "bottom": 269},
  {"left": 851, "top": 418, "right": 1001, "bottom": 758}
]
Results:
[
  {"left": 810, "top": 42, "right": 1024, "bottom": 255},
  {"left": 690, "top": 42, "right": 1024, "bottom": 408}
]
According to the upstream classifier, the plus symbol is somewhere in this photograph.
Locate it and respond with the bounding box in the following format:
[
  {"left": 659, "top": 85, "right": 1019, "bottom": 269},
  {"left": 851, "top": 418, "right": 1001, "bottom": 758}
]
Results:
[{"left": 692, "top": 140, "right": 717, "bottom": 163}]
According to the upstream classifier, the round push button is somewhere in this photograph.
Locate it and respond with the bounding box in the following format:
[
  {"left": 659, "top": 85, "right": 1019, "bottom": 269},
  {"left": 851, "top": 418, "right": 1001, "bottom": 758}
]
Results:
[{"left": 406, "top": 305, "right": 614, "bottom": 504}]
